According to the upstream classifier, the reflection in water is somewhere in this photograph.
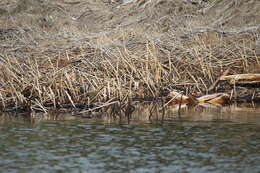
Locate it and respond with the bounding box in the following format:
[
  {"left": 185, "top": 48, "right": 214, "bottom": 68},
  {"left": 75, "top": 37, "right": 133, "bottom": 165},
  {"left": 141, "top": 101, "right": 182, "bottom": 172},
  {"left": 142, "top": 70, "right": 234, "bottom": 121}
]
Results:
[
  {"left": 0, "top": 104, "right": 260, "bottom": 173},
  {"left": 132, "top": 102, "right": 260, "bottom": 124}
]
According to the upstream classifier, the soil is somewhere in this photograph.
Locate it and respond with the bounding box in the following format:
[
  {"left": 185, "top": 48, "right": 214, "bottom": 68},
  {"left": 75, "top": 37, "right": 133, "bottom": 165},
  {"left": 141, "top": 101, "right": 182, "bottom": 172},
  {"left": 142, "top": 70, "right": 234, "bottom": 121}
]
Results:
[{"left": 0, "top": 0, "right": 259, "bottom": 49}]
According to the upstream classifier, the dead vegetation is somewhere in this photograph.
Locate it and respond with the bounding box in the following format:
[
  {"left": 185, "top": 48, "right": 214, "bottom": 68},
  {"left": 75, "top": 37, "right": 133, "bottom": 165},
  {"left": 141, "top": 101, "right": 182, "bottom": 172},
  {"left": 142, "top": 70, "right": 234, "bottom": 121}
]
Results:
[{"left": 0, "top": 0, "right": 259, "bottom": 116}]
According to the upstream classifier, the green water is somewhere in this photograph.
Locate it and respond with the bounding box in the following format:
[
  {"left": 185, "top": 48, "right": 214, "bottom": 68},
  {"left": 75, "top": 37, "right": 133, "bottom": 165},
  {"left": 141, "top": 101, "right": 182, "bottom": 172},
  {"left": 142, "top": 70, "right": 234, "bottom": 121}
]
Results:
[{"left": 1, "top": 108, "right": 260, "bottom": 173}]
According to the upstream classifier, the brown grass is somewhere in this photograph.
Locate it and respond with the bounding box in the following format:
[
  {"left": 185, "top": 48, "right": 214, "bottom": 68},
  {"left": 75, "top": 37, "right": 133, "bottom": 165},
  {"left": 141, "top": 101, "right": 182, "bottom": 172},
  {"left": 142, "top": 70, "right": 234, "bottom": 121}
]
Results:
[{"left": 0, "top": 29, "right": 259, "bottom": 116}]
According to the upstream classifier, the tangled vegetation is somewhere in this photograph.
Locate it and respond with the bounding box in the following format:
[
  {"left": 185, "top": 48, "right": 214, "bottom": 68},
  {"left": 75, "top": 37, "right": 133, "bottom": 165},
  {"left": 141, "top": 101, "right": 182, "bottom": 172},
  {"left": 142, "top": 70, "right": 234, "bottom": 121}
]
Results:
[{"left": 0, "top": 0, "right": 259, "bottom": 116}]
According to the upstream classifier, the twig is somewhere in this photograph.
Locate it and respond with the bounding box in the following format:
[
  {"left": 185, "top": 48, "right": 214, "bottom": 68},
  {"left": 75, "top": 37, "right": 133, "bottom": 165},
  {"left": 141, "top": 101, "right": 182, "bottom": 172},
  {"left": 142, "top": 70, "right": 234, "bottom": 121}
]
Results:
[
  {"left": 79, "top": 100, "right": 119, "bottom": 113},
  {"left": 208, "top": 68, "right": 230, "bottom": 91}
]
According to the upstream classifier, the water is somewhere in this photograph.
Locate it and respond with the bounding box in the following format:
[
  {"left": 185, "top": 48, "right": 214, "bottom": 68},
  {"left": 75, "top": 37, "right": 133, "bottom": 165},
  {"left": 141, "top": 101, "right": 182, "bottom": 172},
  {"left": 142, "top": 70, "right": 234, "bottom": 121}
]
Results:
[{"left": 1, "top": 105, "right": 260, "bottom": 173}]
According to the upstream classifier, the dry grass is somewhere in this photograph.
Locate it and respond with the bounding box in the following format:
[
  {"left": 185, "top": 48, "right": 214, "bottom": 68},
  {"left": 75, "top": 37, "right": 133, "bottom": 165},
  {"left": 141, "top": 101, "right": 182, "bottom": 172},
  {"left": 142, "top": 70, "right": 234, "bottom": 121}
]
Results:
[{"left": 0, "top": 29, "right": 259, "bottom": 115}]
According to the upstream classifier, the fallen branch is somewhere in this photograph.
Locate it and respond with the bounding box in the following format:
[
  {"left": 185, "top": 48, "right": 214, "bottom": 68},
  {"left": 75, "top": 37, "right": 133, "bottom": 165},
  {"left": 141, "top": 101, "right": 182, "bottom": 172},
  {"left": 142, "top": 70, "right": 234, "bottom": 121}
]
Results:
[
  {"left": 220, "top": 73, "right": 260, "bottom": 87},
  {"left": 208, "top": 69, "right": 230, "bottom": 91}
]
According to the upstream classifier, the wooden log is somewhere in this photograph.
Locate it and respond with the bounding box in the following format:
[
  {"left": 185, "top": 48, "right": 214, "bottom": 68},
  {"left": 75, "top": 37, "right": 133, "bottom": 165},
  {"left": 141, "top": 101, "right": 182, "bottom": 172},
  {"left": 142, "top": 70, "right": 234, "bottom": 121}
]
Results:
[
  {"left": 167, "top": 91, "right": 191, "bottom": 105},
  {"left": 220, "top": 74, "right": 260, "bottom": 87},
  {"left": 167, "top": 91, "right": 230, "bottom": 105},
  {"left": 196, "top": 93, "right": 230, "bottom": 104}
]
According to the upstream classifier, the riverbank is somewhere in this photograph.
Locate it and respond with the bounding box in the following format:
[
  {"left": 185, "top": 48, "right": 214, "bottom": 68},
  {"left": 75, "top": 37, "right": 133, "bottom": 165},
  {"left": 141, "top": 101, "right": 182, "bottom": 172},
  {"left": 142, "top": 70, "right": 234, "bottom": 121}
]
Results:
[{"left": 0, "top": 0, "right": 259, "bottom": 115}]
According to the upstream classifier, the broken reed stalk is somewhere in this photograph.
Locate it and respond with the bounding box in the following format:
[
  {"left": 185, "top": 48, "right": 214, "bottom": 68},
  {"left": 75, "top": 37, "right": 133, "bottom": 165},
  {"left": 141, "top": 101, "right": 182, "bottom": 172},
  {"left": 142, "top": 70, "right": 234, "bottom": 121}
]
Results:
[
  {"left": 80, "top": 100, "right": 119, "bottom": 114},
  {"left": 208, "top": 69, "right": 230, "bottom": 91},
  {"left": 177, "top": 94, "right": 183, "bottom": 118}
]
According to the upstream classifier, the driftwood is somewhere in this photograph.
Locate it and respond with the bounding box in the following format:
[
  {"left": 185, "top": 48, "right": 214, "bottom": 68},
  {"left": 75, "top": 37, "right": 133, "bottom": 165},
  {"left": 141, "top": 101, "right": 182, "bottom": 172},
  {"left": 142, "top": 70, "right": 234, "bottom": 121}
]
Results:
[
  {"left": 220, "top": 74, "right": 260, "bottom": 87},
  {"left": 196, "top": 93, "right": 230, "bottom": 104},
  {"left": 165, "top": 91, "right": 191, "bottom": 108},
  {"left": 167, "top": 73, "right": 260, "bottom": 109},
  {"left": 167, "top": 91, "right": 230, "bottom": 107}
]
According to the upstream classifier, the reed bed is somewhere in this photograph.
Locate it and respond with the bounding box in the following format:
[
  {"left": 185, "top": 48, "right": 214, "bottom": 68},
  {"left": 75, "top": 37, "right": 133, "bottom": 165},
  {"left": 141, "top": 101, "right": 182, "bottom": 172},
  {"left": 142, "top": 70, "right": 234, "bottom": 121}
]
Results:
[{"left": 0, "top": 30, "right": 259, "bottom": 116}]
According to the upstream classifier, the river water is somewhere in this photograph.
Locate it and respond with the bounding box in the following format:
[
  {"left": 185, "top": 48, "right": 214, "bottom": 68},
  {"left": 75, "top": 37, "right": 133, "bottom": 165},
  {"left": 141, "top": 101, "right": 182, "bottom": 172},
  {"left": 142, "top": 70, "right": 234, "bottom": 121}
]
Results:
[{"left": 1, "top": 104, "right": 260, "bottom": 173}]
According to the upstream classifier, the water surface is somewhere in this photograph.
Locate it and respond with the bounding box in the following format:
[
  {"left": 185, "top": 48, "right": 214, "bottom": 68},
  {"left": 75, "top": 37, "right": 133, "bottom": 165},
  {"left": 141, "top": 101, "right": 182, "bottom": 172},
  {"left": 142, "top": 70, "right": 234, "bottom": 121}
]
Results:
[{"left": 1, "top": 105, "right": 260, "bottom": 173}]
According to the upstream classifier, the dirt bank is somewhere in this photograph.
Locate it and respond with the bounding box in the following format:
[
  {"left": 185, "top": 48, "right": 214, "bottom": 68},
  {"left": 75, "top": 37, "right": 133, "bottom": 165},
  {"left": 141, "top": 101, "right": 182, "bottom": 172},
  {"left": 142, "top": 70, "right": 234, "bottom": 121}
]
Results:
[{"left": 0, "top": 0, "right": 259, "bottom": 47}]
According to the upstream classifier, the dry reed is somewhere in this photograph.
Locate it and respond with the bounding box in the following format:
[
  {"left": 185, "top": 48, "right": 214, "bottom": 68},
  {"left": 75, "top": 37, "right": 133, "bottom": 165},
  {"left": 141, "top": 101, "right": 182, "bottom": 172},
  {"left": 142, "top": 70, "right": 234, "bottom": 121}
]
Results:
[{"left": 0, "top": 29, "right": 259, "bottom": 117}]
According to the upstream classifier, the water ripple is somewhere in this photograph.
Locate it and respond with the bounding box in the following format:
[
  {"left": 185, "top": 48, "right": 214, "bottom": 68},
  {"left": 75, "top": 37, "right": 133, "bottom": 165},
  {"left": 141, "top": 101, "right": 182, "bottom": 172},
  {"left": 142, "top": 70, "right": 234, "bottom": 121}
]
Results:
[{"left": 0, "top": 118, "right": 260, "bottom": 173}]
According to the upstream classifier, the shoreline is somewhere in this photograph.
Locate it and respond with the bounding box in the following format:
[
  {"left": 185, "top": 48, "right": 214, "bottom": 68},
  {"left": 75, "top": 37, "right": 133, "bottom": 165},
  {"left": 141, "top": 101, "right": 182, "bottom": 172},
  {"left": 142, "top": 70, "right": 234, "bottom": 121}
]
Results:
[
  {"left": 0, "top": 0, "right": 259, "bottom": 115},
  {"left": 0, "top": 41, "right": 259, "bottom": 115}
]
